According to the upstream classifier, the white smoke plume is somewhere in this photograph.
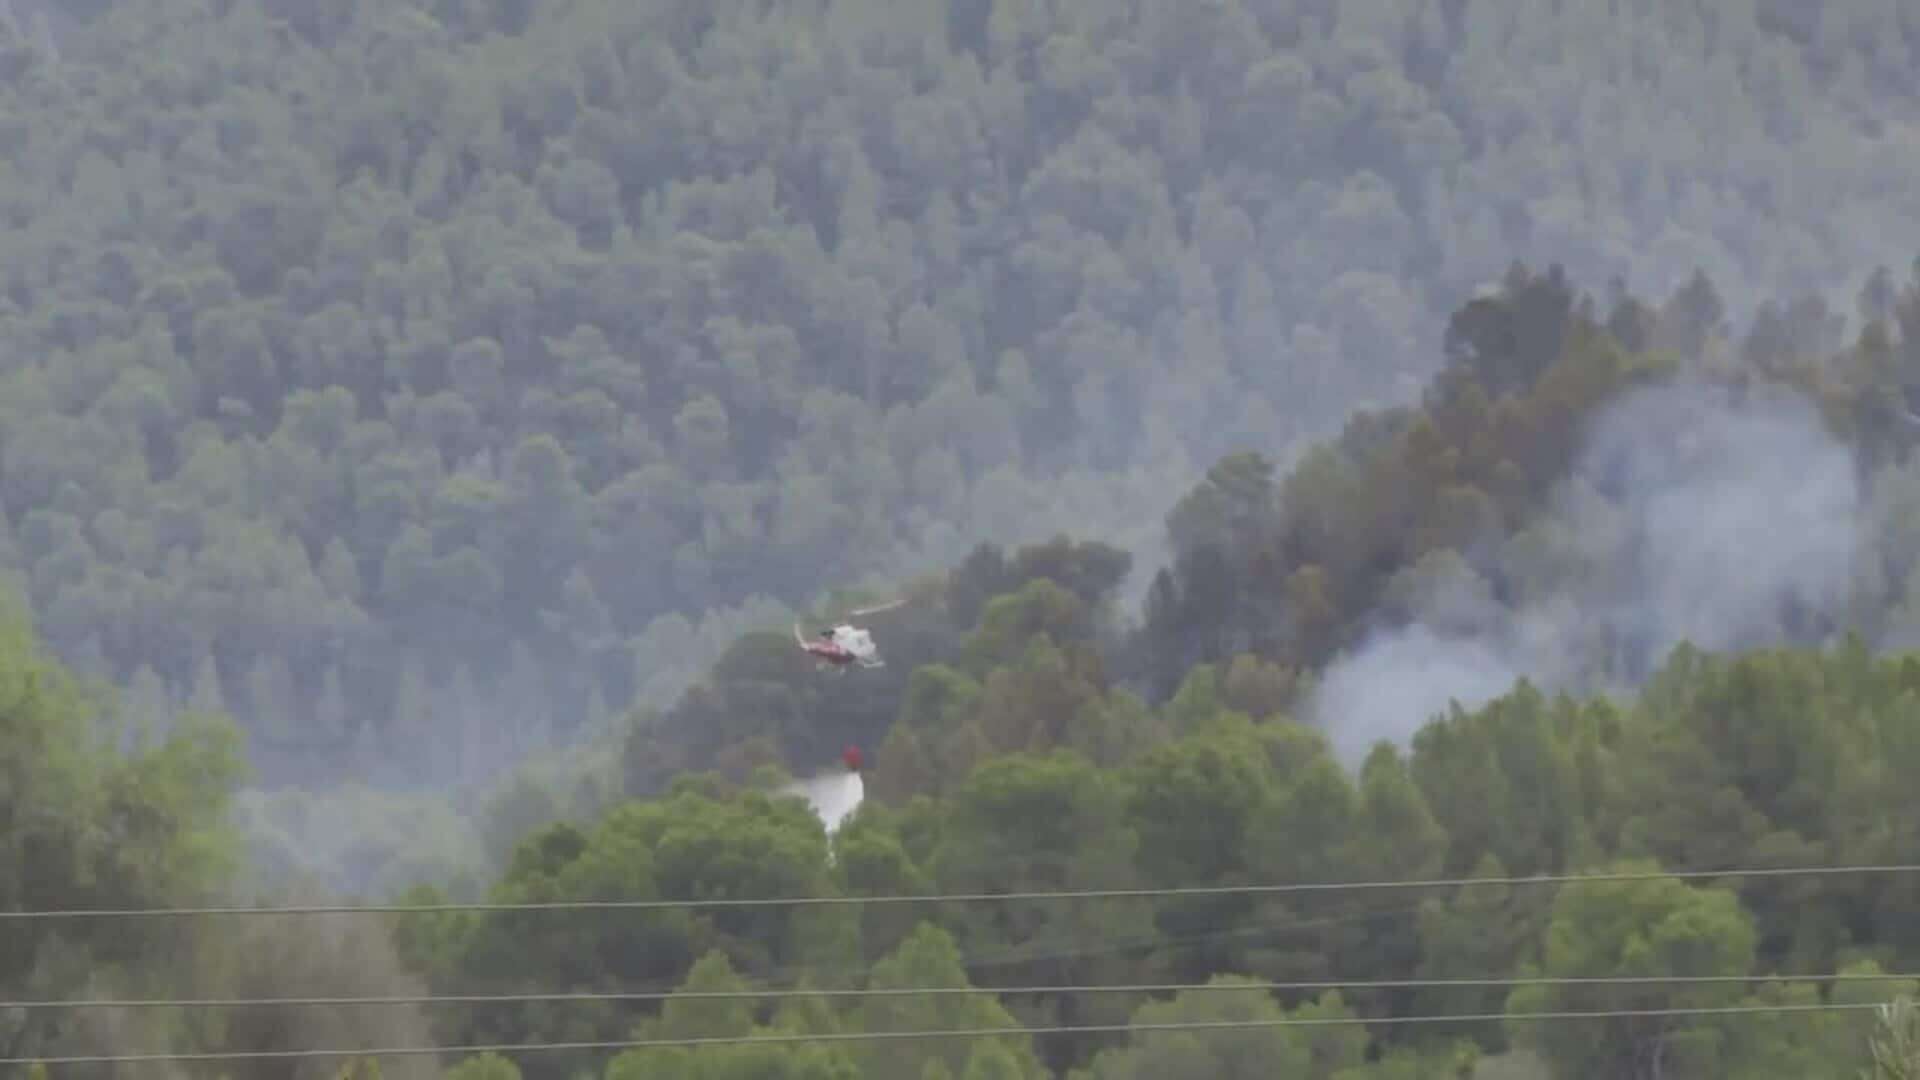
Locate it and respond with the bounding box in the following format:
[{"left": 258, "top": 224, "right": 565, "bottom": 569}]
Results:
[{"left": 1311, "top": 377, "right": 1866, "bottom": 766}]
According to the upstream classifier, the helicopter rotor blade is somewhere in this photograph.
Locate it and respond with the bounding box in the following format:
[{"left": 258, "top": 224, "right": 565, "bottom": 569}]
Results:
[{"left": 846, "top": 598, "right": 906, "bottom": 619}]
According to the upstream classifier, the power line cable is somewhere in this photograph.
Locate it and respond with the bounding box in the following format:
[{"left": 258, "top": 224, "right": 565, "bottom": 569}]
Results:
[
  {"left": 661, "top": 896, "right": 1443, "bottom": 992},
  {"left": 5, "top": 971, "right": 1915, "bottom": 1011},
  {"left": 0, "top": 1002, "right": 1897, "bottom": 1067},
  {"left": 4, "top": 862, "right": 1916, "bottom": 919},
  {"left": 4, "top": 897, "right": 1445, "bottom": 1031}
]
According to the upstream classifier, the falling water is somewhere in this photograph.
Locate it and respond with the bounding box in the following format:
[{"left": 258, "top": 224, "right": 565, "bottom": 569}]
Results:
[{"left": 784, "top": 769, "right": 865, "bottom": 834}]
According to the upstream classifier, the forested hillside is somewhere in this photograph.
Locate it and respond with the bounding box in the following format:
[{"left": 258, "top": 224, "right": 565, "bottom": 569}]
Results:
[
  {"left": 614, "top": 259, "right": 1920, "bottom": 805},
  {"left": 11, "top": 0, "right": 1920, "bottom": 1073},
  {"left": 16, "top": 247, "right": 1920, "bottom": 1076},
  {"left": 9, "top": 535, "right": 1920, "bottom": 1077},
  {"left": 5, "top": 0, "right": 1920, "bottom": 798}
]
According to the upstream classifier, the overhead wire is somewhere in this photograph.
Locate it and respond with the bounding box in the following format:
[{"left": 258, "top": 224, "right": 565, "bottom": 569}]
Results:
[
  {"left": 4, "top": 971, "right": 1915, "bottom": 1011},
  {"left": 0, "top": 1002, "right": 1898, "bottom": 1067},
  {"left": 2, "top": 894, "right": 1448, "bottom": 1035},
  {"left": 4, "top": 861, "right": 1917, "bottom": 919},
  {"left": 8, "top": 863, "right": 1914, "bottom": 1061}
]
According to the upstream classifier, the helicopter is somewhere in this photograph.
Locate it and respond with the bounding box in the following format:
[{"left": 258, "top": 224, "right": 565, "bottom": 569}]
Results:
[{"left": 794, "top": 600, "right": 904, "bottom": 672}]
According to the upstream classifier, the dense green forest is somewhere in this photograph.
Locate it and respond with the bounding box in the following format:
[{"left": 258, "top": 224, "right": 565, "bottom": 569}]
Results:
[
  {"left": 10, "top": 0, "right": 1920, "bottom": 1076},
  {"left": 10, "top": 517, "right": 1920, "bottom": 1078},
  {"left": 13, "top": 260, "right": 1920, "bottom": 1076},
  {"left": 5, "top": 0, "right": 1920, "bottom": 802}
]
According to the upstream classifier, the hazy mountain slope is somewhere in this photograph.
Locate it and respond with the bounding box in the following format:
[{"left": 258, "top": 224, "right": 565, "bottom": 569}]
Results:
[{"left": 1, "top": 0, "right": 1917, "bottom": 796}]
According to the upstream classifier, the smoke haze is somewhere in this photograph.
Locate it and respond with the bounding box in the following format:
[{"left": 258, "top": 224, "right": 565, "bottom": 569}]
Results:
[{"left": 1312, "top": 377, "right": 1866, "bottom": 766}]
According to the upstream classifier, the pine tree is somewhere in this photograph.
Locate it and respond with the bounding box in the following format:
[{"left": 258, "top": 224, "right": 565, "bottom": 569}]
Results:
[
  {"left": 318, "top": 536, "right": 363, "bottom": 602},
  {"left": 504, "top": 640, "right": 550, "bottom": 754},
  {"left": 188, "top": 651, "right": 227, "bottom": 716},
  {"left": 315, "top": 664, "right": 351, "bottom": 742},
  {"left": 391, "top": 656, "right": 435, "bottom": 783},
  {"left": 448, "top": 663, "right": 485, "bottom": 785},
  {"left": 585, "top": 681, "right": 612, "bottom": 742},
  {"left": 245, "top": 653, "right": 299, "bottom": 743},
  {"left": 125, "top": 663, "right": 173, "bottom": 737}
]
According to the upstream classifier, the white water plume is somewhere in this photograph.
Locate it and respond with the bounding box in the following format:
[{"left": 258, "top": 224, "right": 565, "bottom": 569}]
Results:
[{"left": 784, "top": 769, "right": 866, "bottom": 834}]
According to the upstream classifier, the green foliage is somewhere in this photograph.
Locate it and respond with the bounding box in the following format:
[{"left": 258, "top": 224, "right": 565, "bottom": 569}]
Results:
[
  {"left": 235, "top": 783, "right": 492, "bottom": 901},
  {"left": 445, "top": 1052, "right": 523, "bottom": 1080},
  {"left": 183, "top": 906, "right": 438, "bottom": 1080},
  {"left": 9, "top": 0, "right": 1920, "bottom": 815},
  {"left": 1506, "top": 866, "right": 1758, "bottom": 1076},
  {"left": 855, "top": 924, "right": 1046, "bottom": 1080},
  {"left": 1070, "top": 978, "right": 1366, "bottom": 1079},
  {"left": 607, "top": 951, "right": 862, "bottom": 1080},
  {"left": 20, "top": 552, "right": 1920, "bottom": 1076},
  {"left": 0, "top": 587, "right": 247, "bottom": 1063},
  {"left": 1865, "top": 998, "right": 1920, "bottom": 1080},
  {"left": 1139, "top": 263, "right": 1697, "bottom": 694},
  {"left": 16, "top": 1, "right": 1920, "bottom": 1072},
  {"left": 1718, "top": 963, "right": 1917, "bottom": 1080}
]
